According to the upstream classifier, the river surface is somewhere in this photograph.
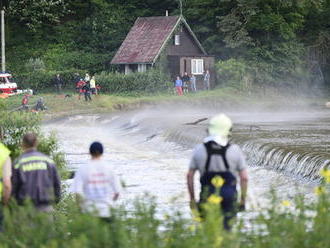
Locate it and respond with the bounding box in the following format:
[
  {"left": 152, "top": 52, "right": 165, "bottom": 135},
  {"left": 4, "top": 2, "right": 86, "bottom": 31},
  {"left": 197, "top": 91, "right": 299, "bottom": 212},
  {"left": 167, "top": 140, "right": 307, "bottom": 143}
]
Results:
[{"left": 44, "top": 104, "right": 330, "bottom": 215}]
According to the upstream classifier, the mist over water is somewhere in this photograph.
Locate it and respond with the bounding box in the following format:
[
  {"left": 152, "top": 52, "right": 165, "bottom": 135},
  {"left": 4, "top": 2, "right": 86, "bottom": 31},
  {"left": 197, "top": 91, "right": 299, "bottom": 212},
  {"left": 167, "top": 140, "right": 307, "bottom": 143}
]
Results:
[{"left": 44, "top": 103, "right": 329, "bottom": 214}]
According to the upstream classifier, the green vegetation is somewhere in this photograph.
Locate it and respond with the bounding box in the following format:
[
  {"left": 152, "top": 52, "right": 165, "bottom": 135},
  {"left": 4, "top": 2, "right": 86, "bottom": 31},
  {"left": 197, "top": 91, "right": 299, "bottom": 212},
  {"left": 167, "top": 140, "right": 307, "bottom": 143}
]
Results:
[
  {"left": 0, "top": 108, "right": 66, "bottom": 176},
  {"left": 1, "top": 175, "right": 330, "bottom": 247},
  {"left": 2, "top": 0, "right": 330, "bottom": 92}
]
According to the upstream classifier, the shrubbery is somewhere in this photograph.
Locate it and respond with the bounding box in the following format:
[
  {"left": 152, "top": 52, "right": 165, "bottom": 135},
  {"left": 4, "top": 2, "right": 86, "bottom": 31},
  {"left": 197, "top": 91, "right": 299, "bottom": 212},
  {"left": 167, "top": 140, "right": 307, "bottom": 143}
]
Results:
[
  {"left": 15, "top": 69, "right": 86, "bottom": 92},
  {"left": 95, "top": 69, "right": 172, "bottom": 94},
  {"left": 216, "top": 58, "right": 310, "bottom": 91},
  {"left": 0, "top": 111, "right": 66, "bottom": 175},
  {"left": 1, "top": 183, "right": 330, "bottom": 247}
]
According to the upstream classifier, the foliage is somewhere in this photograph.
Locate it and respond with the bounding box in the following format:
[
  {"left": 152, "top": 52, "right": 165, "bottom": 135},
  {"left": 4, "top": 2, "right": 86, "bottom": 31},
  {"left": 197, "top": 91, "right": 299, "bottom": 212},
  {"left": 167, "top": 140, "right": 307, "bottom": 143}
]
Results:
[
  {"left": 95, "top": 69, "right": 172, "bottom": 94},
  {"left": 3, "top": 0, "right": 330, "bottom": 88},
  {"left": 0, "top": 183, "right": 330, "bottom": 247},
  {"left": 16, "top": 69, "right": 86, "bottom": 92},
  {"left": 0, "top": 111, "right": 66, "bottom": 175},
  {"left": 7, "top": 0, "right": 69, "bottom": 31}
]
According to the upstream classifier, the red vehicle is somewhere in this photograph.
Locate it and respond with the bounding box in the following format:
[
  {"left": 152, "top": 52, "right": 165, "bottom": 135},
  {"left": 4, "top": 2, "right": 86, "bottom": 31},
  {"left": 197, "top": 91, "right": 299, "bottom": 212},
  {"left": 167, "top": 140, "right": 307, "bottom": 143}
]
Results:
[{"left": 0, "top": 73, "right": 17, "bottom": 95}]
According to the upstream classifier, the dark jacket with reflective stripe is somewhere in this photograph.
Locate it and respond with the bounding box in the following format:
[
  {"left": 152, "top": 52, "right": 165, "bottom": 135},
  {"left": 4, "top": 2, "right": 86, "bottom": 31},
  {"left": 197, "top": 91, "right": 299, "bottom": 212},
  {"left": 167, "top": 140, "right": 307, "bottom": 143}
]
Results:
[{"left": 12, "top": 150, "right": 61, "bottom": 206}]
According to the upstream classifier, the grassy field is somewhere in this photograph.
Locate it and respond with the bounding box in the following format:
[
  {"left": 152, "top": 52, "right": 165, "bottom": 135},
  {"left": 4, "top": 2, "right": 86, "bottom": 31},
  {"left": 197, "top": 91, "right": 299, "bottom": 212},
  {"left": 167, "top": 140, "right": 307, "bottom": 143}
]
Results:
[{"left": 2, "top": 87, "right": 327, "bottom": 122}]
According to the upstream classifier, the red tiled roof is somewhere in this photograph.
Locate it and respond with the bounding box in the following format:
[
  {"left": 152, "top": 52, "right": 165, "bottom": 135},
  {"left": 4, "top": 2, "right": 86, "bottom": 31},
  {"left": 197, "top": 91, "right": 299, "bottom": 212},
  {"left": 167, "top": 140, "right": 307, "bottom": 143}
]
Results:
[{"left": 111, "top": 16, "right": 180, "bottom": 64}]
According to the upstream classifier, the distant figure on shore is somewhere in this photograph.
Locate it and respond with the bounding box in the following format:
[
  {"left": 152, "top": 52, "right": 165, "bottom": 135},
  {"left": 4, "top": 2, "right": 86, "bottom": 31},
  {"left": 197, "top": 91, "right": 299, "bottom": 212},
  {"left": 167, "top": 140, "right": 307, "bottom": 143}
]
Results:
[
  {"left": 54, "top": 74, "right": 63, "bottom": 93},
  {"left": 182, "top": 72, "right": 190, "bottom": 93},
  {"left": 84, "top": 73, "right": 91, "bottom": 83},
  {"left": 82, "top": 82, "right": 92, "bottom": 101},
  {"left": 190, "top": 74, "right": 197, "bottom": 92},
  {"left": 34, "top": 97, "right": 47, "bottom": 111},
  {"left": 90, "top": 76, "right": 97, "bottom": 95},
  {"left": 72, "top": 142, "right": 121, "bottom": 220},
  {"left": 76, "top": 79, "right": 86, "bottom": 100},
  {"left": 175, "top": 76, "right": 183, "bottom": 96},
  {"left": 12, "top": 133, "right": 61, "bottom": 212},
  {"left": 203, "top": 70, "right": 210, "bottom": 90},
  {"left": 21, "top": 94, "right": 29, "bottom": 110}
]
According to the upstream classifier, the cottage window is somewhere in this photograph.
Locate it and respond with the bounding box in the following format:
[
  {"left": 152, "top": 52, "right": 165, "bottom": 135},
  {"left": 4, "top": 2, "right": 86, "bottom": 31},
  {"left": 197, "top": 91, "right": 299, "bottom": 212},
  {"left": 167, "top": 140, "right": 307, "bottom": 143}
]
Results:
[
  {"left": 138, "top": 64, "right": 147, "bottom": 72},
  {"left": 191, "top": 59, "right": 204, "bottom": 75},
  {"left": 174, "top": 35, "right": 180, "bottom": 45}
]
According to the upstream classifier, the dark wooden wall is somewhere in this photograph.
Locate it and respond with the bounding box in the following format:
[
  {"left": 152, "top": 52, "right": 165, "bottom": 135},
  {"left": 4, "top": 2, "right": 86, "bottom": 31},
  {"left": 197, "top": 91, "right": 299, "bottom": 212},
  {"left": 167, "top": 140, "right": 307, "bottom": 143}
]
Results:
[{"left": 167, "top": 25, "right": 204, "bottom": 56}]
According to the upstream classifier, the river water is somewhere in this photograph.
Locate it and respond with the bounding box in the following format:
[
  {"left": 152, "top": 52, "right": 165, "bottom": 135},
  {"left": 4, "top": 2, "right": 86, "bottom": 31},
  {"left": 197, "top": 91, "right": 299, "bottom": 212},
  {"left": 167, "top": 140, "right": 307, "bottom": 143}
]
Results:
[{"left": 44, "top": 104, "right": 330, "bottom": 215}]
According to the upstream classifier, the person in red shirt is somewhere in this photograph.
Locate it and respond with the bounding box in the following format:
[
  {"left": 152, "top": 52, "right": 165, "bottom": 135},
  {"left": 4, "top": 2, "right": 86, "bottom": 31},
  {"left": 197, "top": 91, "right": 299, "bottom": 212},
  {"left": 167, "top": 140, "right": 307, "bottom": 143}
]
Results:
[
  {"left": 76, "top": 79, "right": 86, "bottom": 100},
  {"left": 21, "top": 94, "right": 29, "bottom": 110}
]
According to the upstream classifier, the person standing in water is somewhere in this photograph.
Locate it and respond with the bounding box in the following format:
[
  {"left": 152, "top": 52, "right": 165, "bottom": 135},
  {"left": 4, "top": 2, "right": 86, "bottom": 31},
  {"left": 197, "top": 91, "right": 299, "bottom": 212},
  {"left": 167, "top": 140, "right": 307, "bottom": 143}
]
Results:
[
  {"left": 187, "top": 114, "right": 248, "bottom": 230},
  {"left": 72, "top": 142, "right": 121, "bottom": 220}
]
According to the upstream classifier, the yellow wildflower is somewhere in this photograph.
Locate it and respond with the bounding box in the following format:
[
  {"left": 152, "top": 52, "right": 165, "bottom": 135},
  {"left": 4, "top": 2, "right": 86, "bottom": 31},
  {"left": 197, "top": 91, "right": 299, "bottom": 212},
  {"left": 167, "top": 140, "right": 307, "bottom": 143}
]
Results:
[
  {"left": 188, "top": 225, "right": 196, "bottom": 232},
  {"left": 211, "top": 176, "right": 225, "bottom": 188},
  {"left": 314, "top": 186, "right": 326, "bottom": 195},
  {"left": 320, "top": 169, "right": 330, "bottom": 183},
  {"left": 281, "top": 200, "right": 291, "bottom": 207},
  {"left": 193, "top": 216, "right": 203, "bottom": 222},
  {"left": 215, "top": 236, "right": 223, "bottom": 247},
  {"left": 207, "top": 194, "right": 223, "bottom": 205}
]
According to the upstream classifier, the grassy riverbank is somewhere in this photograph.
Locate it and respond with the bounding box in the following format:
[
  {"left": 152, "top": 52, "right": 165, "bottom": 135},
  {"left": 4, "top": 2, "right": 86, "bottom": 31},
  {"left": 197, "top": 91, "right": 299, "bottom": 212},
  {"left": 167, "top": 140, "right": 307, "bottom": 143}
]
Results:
[{"left": 2, "top": 87, "right": 327, "bottom": 122}]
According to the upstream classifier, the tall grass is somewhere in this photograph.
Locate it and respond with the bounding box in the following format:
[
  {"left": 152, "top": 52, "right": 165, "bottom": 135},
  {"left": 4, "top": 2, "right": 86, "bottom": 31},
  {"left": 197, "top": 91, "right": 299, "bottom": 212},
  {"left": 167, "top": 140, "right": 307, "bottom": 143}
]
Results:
[{"left": 1, "top": 176, "right": 329, "bottom": 247}]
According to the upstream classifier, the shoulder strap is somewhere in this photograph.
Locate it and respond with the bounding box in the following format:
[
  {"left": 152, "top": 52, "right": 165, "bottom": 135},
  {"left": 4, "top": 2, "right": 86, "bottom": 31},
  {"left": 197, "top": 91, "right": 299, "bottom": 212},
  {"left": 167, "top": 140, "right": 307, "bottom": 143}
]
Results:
[{"left": 204, "top": 141, "right": 230, "bottom": 172}]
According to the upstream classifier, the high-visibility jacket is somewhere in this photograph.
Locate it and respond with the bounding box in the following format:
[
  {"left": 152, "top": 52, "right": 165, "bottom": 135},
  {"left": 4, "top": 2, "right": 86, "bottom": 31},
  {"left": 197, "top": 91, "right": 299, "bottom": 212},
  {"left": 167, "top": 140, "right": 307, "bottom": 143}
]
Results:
[{"left": 0, "top": 143, "right": 10, "bottom": 199}]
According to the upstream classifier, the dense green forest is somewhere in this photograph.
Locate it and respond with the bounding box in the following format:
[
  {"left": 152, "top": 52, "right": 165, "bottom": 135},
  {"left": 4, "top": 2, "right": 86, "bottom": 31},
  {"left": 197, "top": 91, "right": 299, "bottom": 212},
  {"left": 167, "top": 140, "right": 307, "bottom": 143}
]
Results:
[{"left": 2, "top": 0, "right": 330, "bottom": 91}]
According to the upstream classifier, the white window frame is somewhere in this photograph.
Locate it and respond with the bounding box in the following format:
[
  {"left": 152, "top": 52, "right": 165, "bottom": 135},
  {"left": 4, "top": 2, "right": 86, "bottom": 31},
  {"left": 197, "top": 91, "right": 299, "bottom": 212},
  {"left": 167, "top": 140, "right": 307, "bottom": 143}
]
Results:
[
  {"left": 138, "top": 64, "right": 147, "bottom": 72},
  {"left": 191, "top": 59, "right": 204, "bottom": 75},
  {"left": 174, "top": 35, "right": 180, "bottom": 45}
]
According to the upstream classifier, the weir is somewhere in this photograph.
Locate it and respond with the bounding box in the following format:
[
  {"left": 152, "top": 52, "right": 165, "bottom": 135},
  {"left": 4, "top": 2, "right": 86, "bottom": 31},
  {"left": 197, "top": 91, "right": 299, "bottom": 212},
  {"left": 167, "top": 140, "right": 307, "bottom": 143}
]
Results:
[{"left": 44, "top": 106, "right": 329, "bottom": 212}]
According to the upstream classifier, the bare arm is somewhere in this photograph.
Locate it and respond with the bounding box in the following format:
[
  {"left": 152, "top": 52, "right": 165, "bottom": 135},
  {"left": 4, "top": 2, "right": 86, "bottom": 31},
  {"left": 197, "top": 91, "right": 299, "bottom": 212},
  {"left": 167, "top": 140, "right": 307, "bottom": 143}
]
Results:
[
  {"left": 187, "top": 169, "right": 196, "bottom": 207},
  {"left": 2, "top": 157, "right": 12, "bottom": 205},
  {"left": 239, "top": 169, "right": 248, "bottom": 205},
  {"left": 113, "top": 193, "right": 119, "bottom": 201}
]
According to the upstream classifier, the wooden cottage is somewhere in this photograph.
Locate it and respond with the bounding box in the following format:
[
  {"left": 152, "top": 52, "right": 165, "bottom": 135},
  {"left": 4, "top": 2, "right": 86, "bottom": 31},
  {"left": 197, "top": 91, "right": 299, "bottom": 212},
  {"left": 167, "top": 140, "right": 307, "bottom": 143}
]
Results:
[{"left": 111, "top": 15, "right": 215, "bottom": 89}]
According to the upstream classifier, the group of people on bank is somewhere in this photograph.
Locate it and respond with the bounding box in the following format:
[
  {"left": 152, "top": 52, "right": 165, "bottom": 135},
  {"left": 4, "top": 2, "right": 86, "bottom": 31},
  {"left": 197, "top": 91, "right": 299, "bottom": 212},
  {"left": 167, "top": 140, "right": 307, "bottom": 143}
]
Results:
[
  {"left": 174, "top": 70, "right": 211, "bottom": 96},
  {"left": 0, "top": 113, "right": 248, "bottom": 231},
  {"left": 53, "top": 73, "right": 100, "bottom": 101}
]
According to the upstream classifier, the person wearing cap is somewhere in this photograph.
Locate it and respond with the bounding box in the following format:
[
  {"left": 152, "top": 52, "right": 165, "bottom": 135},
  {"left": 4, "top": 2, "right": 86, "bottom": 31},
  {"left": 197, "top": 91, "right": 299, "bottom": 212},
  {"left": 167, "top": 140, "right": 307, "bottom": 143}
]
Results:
[
  {"left": 0, "top": 142, "right": 12, "bottom": 230},
  {"left": 187, "top": 114, "right": 248, "bottom": 230},
  {"left": 72, "top": 142, "right": 121, "bottom": 220}
]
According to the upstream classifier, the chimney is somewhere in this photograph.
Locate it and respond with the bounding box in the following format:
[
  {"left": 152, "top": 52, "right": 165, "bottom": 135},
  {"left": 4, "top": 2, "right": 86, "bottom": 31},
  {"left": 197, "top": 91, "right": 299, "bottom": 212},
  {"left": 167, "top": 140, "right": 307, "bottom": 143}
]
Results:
[{"left": 165, "top": 10, "right": 168, "bottom": 16}]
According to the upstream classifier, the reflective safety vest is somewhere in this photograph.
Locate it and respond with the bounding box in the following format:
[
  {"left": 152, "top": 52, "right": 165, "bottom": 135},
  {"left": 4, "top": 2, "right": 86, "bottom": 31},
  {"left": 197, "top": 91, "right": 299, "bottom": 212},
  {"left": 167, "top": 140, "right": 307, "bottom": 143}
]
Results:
[{"left": 0, "top": 143, "right": 10, "bottom": 199}]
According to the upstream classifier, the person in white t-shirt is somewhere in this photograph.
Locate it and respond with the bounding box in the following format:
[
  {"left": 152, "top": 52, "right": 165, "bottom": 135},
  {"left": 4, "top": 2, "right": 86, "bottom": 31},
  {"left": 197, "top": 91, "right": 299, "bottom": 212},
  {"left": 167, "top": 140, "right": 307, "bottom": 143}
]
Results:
[{"left": 72, "top": 142, "right": 121, "bottom": 219}]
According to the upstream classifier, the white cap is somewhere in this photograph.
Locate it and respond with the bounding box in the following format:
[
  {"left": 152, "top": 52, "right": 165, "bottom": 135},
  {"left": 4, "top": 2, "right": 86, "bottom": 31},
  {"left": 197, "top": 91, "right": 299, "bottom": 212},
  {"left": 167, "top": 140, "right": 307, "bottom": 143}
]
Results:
[{"left": 207, "top": 114, "right": 232, "bottom": 146}]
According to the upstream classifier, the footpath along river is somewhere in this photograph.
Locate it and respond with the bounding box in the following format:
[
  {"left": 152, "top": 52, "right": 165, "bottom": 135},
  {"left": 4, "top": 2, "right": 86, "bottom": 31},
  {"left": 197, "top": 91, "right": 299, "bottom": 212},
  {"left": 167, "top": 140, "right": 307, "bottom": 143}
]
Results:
[{"left": 44, "top": 104, "right": 330, "bottom": 216}]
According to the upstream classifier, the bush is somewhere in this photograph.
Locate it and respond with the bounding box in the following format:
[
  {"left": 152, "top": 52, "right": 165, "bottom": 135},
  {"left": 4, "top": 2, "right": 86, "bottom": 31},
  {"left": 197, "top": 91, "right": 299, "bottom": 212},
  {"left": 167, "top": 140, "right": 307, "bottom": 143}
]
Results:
[
  {"left": 15, "top": 69, "right": 86, "bottom": 92},
  {"left": 0, "top": 111, "right": 66, "bottom": 175},
  {"left": 1, "top": 182, "right": 330, "bottom": 247},
  {"left": 95, "top": 69, "right": 171, "bottom": 94}
]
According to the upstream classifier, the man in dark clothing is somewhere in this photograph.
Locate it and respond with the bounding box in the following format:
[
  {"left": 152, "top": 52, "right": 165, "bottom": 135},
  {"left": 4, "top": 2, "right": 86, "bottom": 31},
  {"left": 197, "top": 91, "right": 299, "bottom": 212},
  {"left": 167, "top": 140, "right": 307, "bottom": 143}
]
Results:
[
  {"left": 54, "top": 74, "right": 63, "bottom": 93},
  {"left": 182, "top": 72, "right": 190, "bottom": 93},
  {"left": 12, "top": 133, "right": 61, "bottom": 212},
  {"left": 82, "top": 82, "right": 92, "bottom": 101}
]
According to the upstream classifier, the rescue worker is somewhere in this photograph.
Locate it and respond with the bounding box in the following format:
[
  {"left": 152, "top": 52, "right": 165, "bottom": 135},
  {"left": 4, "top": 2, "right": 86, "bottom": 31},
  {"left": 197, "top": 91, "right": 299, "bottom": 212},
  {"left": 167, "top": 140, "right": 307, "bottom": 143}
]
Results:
[
  {"left": 12, "top": 133, "right": 61, "bottom": 212},
  {"left": 72, "top": 142, "right": 121, "bottom": 221},
  {"left": 187, "top": 114, "right": 248, "bottom": 230},
  {"left": 21, "top": 94, "right": 29, "bottom": 111},
  {"left": 0, "top": 142, "right": 12, "bottom": 230}
]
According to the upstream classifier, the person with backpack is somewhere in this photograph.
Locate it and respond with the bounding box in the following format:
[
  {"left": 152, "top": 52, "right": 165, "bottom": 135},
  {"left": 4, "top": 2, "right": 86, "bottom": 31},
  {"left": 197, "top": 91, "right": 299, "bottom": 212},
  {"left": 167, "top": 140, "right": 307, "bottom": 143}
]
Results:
[{"left": 187, "top": 114, "right": 248, "bottom": 230}]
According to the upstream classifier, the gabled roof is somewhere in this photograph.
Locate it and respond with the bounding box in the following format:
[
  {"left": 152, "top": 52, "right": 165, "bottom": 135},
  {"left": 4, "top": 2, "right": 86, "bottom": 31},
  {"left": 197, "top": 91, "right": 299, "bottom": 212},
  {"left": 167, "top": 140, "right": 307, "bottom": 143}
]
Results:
[{"left": 111, "top": 16, "right": 207, "bottom": 64}]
